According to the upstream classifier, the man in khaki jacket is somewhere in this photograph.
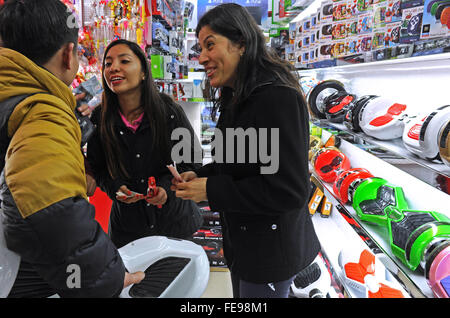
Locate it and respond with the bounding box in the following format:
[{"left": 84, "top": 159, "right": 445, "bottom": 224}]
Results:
[{"left": 0, "top": 0, "right": 143, "bottom": 297}]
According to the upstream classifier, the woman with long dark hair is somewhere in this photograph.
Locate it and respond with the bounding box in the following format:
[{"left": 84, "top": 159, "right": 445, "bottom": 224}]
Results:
[
  {"left": 172, "top": 4, "right": 320, "bottom": 298},
  {"left": 87, "top": 39, "right": 203, "bottom": 248}
]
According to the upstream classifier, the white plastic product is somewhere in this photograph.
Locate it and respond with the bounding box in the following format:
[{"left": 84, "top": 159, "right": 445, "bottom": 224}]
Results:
[
  {"left": 0, "top": 211, "right": 21, "bottom": 298},
  {"left": 402, "top": 114, "right": 426, "bottom": 158},
  {"left": 119, "top": 236, "right": 210, "bottom": 298},
  {"left": 403, "top": 105, "right": 450, "bottom": 160},
  {"left": 358, "top": 96, "right": 408, "bottom": 140},
  {"left": 290, "top": 253, "right": 332, "bottom": 298},
  {"left": 439, "top": 119, "right": 450, "bottom": 167}
]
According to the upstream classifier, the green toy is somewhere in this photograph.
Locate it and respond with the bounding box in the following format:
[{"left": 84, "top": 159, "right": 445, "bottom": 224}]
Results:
[{"left": 352, "top": 177, "right": 450, "bottom": 271}]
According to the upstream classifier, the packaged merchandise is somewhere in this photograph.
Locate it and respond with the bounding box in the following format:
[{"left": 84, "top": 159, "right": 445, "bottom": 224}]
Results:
[
  {"left": 420, "top": 0, "right": 450, "bottom": 39},
  {"left": 358, "top": 11, "right": 375, "bottom": 34},
  {"left": 400, "top": 5, "right": 424, "bottom": 43},
  {"left": 385, "top": 21, "right": 403, "bottom": 45},
  {"left": 385, "top": 0, "right": 403, "bottom": 23}
]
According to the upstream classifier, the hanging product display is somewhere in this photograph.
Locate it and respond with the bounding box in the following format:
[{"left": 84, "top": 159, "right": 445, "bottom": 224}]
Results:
[{"left": 69, "top": 0, "right": 189, "bottom": 99}]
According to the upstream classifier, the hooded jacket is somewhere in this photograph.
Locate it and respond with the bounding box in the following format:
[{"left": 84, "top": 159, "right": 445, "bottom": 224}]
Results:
[{"left": 0, "top": 48, "right": 125, "bottom": 297}]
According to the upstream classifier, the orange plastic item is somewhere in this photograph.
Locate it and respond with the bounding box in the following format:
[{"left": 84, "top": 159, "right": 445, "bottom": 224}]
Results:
[
  {"left": 369, "top": 103, "right": 407, "bottom": 127},
  {"left": 368, "top": 283, "right": 404, "bottom": 298},
  {"left": 344, "top": 249, "right": 375, "bottom": 283}
]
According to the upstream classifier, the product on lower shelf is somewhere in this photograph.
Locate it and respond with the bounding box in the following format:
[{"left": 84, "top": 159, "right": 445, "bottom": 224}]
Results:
[
  {"left": 338, "top": 248, "right": 406, "bottom": 298},
  {"left": 402, "top": 105, "right": 450, "bottom": 161},
  {"left": 351, "top": 177, "right": 450, "bottom": 298},
  {"left": 290, "top": 253, "right": 333, "bottom": 298}
]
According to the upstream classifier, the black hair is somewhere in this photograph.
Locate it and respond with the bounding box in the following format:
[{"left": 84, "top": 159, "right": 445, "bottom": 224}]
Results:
[
  {"left": 0, "top": 0, "right": 79, "bottom": 65},
  {"left": 100, "top": 39, "right": 172, "bottom": 179},
  {"left": 196, "top": 3, "right": 303, "bottom": 121}
]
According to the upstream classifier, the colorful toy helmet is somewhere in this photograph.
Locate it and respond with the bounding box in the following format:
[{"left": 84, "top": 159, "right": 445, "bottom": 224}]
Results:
[
  {"left": 403, "top": 105, "right": 450, "bottom": 161},
  {"left": 358, "top": 96, "right": 408, "bottom": 140},
  {"left": 344, "top": 95, "right": 378, "bottom": 133},
  {"left": 438, "top": 119, "right": 450, "bottom": 167},
  {"left": 323, "top": 91, "right": 356, "bottom": 123},
  {"left": 333, "top": 168, "right": 374, "bottom": 204},
  {"left": 307, "top": 80, "right": 347, "bottom": 120},
  {"left": 313, "top": 148, "right": 351, "bottom": 183}
]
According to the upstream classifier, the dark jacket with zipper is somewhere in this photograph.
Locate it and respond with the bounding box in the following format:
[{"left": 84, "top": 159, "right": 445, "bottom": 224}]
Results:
[
  {"left": 87, "top": 95, "right": 203, "bottom": 248},
  {"left": 196, "top": 76, "right": 320, "bottom": 283}
]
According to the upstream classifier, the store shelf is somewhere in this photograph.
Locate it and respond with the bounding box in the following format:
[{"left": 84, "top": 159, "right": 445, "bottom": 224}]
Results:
[
  {"left": 312, "top": 176, "right": 428, "bottom": 298},
  {"left": 310, "top": 189, "right": 418, "bottom": 298},
  {"left": 310, "top": 127, "right": 450, "bottom": 298},
  {"left": 301, "top": 51, "right": 450, "bottom": 74},
  {"left": 312, "top": 120, "right": 450, "bottom": 181}
]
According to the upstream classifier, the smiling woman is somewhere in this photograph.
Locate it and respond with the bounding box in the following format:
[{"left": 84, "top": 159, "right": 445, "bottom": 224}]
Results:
[
  {"left": 171, "top": 3, "right": 321, "bottom": 298},
  {"left": 198, "top": 25, "right": 244, "bottom": 88},
  {"left": 86, "top": 39, "right": 203, "bottom": 249}
]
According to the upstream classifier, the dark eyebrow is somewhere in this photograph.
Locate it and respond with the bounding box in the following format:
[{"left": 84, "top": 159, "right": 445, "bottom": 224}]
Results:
[
  {"left": 105, "top": 53, "right": 133, "bottom": 60},
  {"left": 202, "top": 35, "right": 215, "bottom": 44}
]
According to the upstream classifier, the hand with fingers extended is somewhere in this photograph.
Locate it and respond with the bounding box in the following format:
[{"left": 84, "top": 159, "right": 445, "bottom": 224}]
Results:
[
  {"left": 115, "top": 182, "right": 167, "bottom": 208},
  {"left": 115, "top": 185, "right": 145, "bottom": 204}
]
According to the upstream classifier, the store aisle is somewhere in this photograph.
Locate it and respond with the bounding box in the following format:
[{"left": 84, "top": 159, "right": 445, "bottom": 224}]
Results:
[{"left": 201, "top": 270, "right": 233, "bottom": 298}]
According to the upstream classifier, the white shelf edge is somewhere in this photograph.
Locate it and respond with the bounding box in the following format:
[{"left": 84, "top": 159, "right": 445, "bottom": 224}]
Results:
[{"left": 299, "top": 52, "right": 450, "bottom": 73}]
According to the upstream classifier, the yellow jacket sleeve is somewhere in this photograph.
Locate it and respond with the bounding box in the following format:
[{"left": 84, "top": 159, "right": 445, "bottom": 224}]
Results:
[{"left": 5, "top": 101, "right": 87, "bottom": 218}]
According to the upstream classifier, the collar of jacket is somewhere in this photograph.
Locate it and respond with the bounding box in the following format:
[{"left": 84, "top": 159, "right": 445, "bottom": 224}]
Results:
[{"left": 246, "top": 72, "right": 279, "bottom": 96}]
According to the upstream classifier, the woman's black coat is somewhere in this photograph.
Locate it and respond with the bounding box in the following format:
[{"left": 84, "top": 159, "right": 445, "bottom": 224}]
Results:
[
  {"left": 87, "top": 95, "right": 203, "bottom": 248},
  {"left": 196, "top": 78, "right": 321, "bottom": 283}
]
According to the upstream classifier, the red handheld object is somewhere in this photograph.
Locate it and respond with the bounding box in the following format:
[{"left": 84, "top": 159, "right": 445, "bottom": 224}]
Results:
[{"left": 146, "top": 176, "right": 162, "bottom": 208}]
